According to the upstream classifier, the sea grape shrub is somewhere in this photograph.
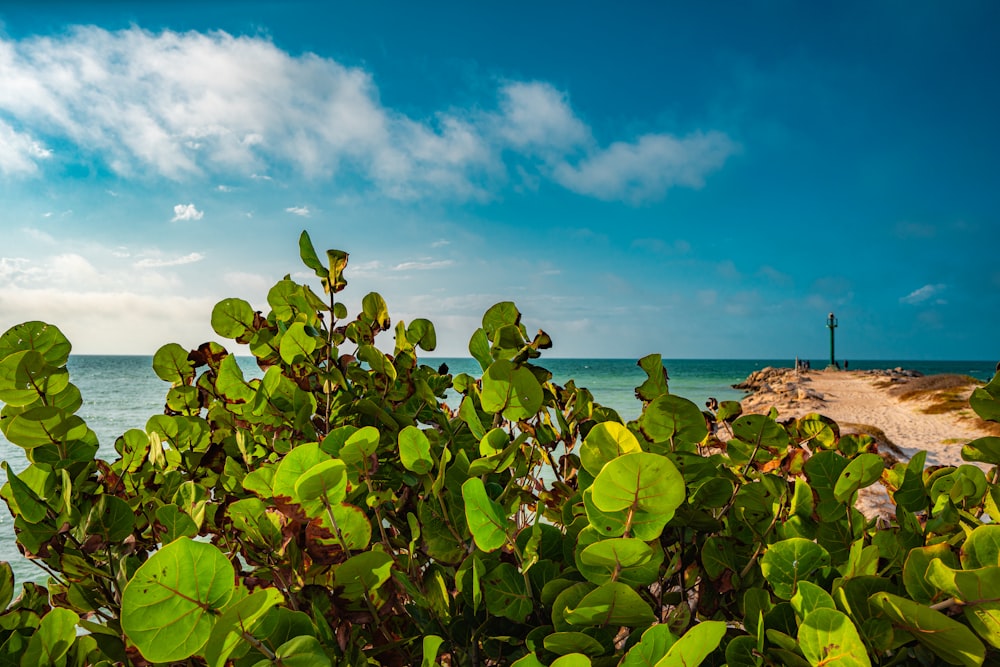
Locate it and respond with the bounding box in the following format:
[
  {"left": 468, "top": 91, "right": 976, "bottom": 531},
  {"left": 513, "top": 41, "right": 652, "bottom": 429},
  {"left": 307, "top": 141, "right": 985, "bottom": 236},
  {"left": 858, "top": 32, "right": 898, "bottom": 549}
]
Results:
[{"left": 0, "top": 232, "right": 999, "bottom": 666}]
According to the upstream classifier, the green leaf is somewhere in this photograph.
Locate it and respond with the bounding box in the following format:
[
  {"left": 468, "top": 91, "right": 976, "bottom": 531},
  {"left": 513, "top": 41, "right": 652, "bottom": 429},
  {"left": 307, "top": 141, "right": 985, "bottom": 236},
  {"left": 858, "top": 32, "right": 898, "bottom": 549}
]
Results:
[
  {"left": 121, "top": 537, "right": 235, "bottom": 663},
  {"left": 591, "top": 451, "right": 685, "bottom": 520},
  {"left": 298, "top": 230, "right": 329, "bottom": 278},
  {"left": 970, "top": 373, "right": 1000, "bottom": 422},
  {"left": 962, "top": 524, "right": 1000, "bottom": 569},
  {"left": 334, "top": 551, "right": 394, "bottom": 601},
  {"left": 339, "top": 425, "right": 380, "bottom": 467},
  {"left": 482, "top": 302, "right": 521, "bottom": 338},
  {"left": 362, "top": 292, "right": 390, "bottom": 330},
  {"left": 903, "top": 542, "right": 958, "bottom": 604},
  {"left": 422, "top": 635, "right": 444, "bottom": 667},
  {"left": 152, "top": 343, "right": 194, "bottom": 385},
  {"left": 89, "top": 495, "right": 136, "bottom": 542},
  {"left": 893, "top": 449, "right": 928, "bottom": 511},
  {"left": 2, "top": 405, "right": 87, "bottom": 449},
  {"left": 962, "top": 436, "right": 1000, "bottom": 465},
  {"left": 295, "top": 459, "right": 348, "bottom": 507},
  {"left": 155, "top": 504, "right": 198, "bottom": 543},
  {"left": 834, "top": 453, "right": 883, "bottom": 503},
  {"left": 0, "top": 350, "right": 69, "bottom": 407},
  {"left": 462, "top": 478, "right": 507, "bottom": 552},
  {"left": 578, "top": 538, "right": 660, "bottom": 586},
  {"left": 870, "top": 591, "right": 986, "bottom": 667},
  {"left": 483, "top": 562, "right": 532, "bottom": 622},
  {"left": 326, "top": 249, "right": 349, "bottom": 293},
  {"left": 0, "top": 321, "right": 71, "bottom": 366},
  {"left": 563, "top": 581, "right": 655, "bottom": 627},
  {"left": 21, "top": 607, "right": 78, "bottom": 667},
  {"left": 580, "top": 421, "right": 641, "bottom": 476},
  {"left": 635, "top": 353, "right": 669, "bottom": 402},
  {"left": 468, "top": 328, "right": 492, "bottom": 371},
  {"left": 272, "top": 443, "right": 330, "bottom": 502},
  {"left": 211, "top": 298, "right": 256, "bottom": 339},
  {"left": 550, "top": 653, "right": 594, "bottom": 667},
  {"left": 760, "top": 538, "right": 831, "bottom": 600},
  {"left": 266, "top": 635, "right": 332, "bottom": 667},
  {"left": 639, "top": 394, "right": 708, "bottom": 448},
  {"left": 543, "top": 632, "right": 605, "bottom": 657},
  {"left": 0, "top": 562, "right": 13, "bottom": 609},
  {"left": 399, "top": 426, "right": 434, "bottom": 475},
  {"left": 655, "top": 620, "right": 726, "bottom": 667},
  {"left": 791, "top": 580, "right": 836, "bottom": 621},
  {"left": 621, "top": 624, "right": 677, "bottom": 667},
  {"left": 205, "top": 588, "right": 284, "bottom": 667},
  {"left": 279, "top": 322, "right": 317, "bottom": 364},
  {"left": 406, "top": 318, "right": 437, "bottom": 351},
  {"left": 926, "top": 560, "right": 1000, "bottom": 649},
  {"left": 798, "top": 608, "right": 871, "bottom": 667},
  {"left": 481, "top": 359, "right": 543, "bottom": 420}
]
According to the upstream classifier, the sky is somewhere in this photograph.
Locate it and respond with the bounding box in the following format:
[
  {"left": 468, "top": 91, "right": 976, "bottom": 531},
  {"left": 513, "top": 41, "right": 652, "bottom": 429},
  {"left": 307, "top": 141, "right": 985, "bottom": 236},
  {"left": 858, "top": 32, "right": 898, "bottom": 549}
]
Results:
[{"left": 0, "top": 1, "right": 998, "bottom": 361}]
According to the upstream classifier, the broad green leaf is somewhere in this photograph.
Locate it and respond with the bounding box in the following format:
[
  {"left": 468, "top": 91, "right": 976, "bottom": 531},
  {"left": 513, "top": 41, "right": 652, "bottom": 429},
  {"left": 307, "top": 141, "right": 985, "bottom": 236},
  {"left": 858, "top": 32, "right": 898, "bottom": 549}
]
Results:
[
  {"left": 962, "top": 524, "right": 1000, "bottom": 569},
  {"left": 591, "top": 451, "right": 685, "bottom": 521},
  {"left": 798, "top": 608, "right": 871, "bottom": 667},
  {"left": 639, "top": 394, "right": 708, "bottom": 448},
  {"left": 833, "top": 453, "right": 883, "bottom": 503},
  {"left": 89, "top": 495, "right": 136, "bottom": 542},
  {"left": 551, "top": 654, "right": 594, "bottom": 667},
  {"left": 2, "top": 405, "right": 87, "bottom": 449},
  {"left": 1, "top": 462, "right": 48, "bottom": 524},
  {"left": 870, "top": 591, "right": 985, "bottom": 667},
  {"left": 731, "top": 414, "right": 790, "bottom": 455},
  {"left": 263, "top": 635, "right": 332, "bottom": 667},
  {"left": 459, "top": 395, "right": 486, "bottom": 440},
  {"left": 462, "top": 478, "right": 507, "bottom": 552},
  {"left": 313, "top": 502, "right": 372, "bottom": 551},
  {"left": 481, "top": 359, "right": 543, "bottom": 420},
  {"left": 298, "top": 230, "right": 328, "bottom": 277},
  {"left": 468, "top": 328, "right": 492, "bottom": 371},
  {"left": 926, "top": 559, "right": 1000, "bottom": 648},
  {"left": 483, "top": 562, "right": 532, "bottom": 622},
  {"left": 339, "top": 426, "right": 380, "bottom": 467},
  {"left": 21, "top": 607, "right": 78, "bottom": 667},
  {"left": 295, "top": 459, "right": 348, "bottom": 508},
  {"left": 406, "top": 318, "right": 437, "bottom": 351},
  {"left": 0, "top": 350, "right": 69, "bottom": 407},
  {"left": 635, "top": 353, "right": 669, "bottom": 402},
  {"left": 399, "top": 426, "right": 434, "bottom": 475},
  {"left": 326, "top": 249, "right": 349, "bottom": 294},
  {"left": 362, "top": 292, "right": 390, "bottom": 330},
  {"left": 621, "top": 624, "right": 677, "bottom": 667},
  {"left": 205, "top": 588, "right": 283, "bottom": 667},
  {"left": 543, "top": 632, "right": 605, "bottom": 657},
  {"left": 578, "top": 538, "right": 659, "bottom": 586},
  {"left": 121, "top": 537, "right": 235, "bottom": 663},
  {"left": 655, "top": 620, "right": 726, "bottom": 667},
  {"left": 797, "top": 413, "right": 838, "bottom": 449},
  {"left": 563, "top": 582, "right": 655, "bottom": 627},
  {"left": 481, "top": 301, "right": 521, "bottom": 338},
  {"left": 152, "top": 343, "right": 194, "bottom": 385},
  {"left": 422, "top": 635, "right": 444, "bottom": 667},
  {"left": 272, "top": 443, "right": 329, "bottom": 501},
  {"left": 804, "top": 450, "right": 849, "bottom": 521},
  {"left": 760, "top": 538, "right": 830, "bottom": 600},
  {"left": 580, "top": 421, "right": 641, "bottom": 476},
  {"left": 791, "top": 580, "right": 836, "bottom": 620},
  {"left": 211, "top": 298, "right": 255, "bottom": 339},
  {"left": 279, "top": 322, "right": 317, "bottom": 364},
  {"left": 0, "top": 321, "right": 71, "bottom": 366},
  {"left": 903, "top": 542, "right": 958, "bottom": 604},
  {"left": 334, "top": 551, "right": 394, "bottom": 601},
  {"left": 155, "top": 504, "right": 198, "bottom": 543},
  {"left": 0, "top": 562, "right": 13, "bottom": 609},
  {"left": 970, "top": 374, "right": 1000, "bottom": 422},
  {"left": 893, "top": 449, "right": 928, "bottom": 511},
  {"left": 963, "top": 436, "right": 1000, "bottom": 465}
]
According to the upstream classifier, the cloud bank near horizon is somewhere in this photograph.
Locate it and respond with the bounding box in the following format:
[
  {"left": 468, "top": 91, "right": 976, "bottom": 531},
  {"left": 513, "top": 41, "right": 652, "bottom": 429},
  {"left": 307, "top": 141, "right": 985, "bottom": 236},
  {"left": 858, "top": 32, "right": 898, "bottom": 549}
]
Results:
[{"left": 0, "top": 26, "right": 736, "bottom": 204}]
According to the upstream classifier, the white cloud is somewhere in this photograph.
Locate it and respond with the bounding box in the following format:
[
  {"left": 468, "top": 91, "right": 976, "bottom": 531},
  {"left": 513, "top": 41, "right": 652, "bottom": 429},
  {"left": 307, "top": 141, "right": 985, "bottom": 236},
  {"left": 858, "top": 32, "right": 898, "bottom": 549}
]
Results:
[
  {"left": 134, "top": 252, "right": 205, "bottom": 268},
  {"left": 900, "top": 283, "right": 947, "bottom": 305},
  {"left": 430, "top": 239, "right": 451, "bottom": 248},
  {"left": 393, "top": 260, "right": 454, "bottom": 271},
  {"left": 0, "top": 119, "right": 51, "bottom": 175},
  {"left": 285, "top": 206, "right": 311, "bottom": 217},
  {"left": 171, "top": 203, "right": 204, "bottom": 221},
  {"left": 552, "top": 131, "right": 737, "bottom": 203},
  {"left": 0, "top": 26, "right": 735, "bottom": 204}
]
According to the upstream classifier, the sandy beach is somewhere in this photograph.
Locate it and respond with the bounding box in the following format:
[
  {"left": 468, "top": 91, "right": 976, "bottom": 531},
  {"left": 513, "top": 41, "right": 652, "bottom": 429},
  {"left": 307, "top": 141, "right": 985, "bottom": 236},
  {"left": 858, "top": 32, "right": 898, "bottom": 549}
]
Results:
[{"left": 735, "top": 366, "right": 999, "bottom": 517}]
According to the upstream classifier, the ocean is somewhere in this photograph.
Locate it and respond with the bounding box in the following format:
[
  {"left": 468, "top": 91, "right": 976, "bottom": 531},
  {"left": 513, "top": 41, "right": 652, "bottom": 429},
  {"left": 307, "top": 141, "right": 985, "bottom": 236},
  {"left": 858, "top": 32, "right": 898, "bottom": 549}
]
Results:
[{"left": 0, "top": 356, "right": 996, "bottom": 585}]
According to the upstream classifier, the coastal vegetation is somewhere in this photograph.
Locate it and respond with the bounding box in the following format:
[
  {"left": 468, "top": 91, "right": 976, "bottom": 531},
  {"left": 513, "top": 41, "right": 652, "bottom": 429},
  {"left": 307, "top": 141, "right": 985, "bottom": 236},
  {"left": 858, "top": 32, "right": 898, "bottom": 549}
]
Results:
[{"left": 1, "top": 231, "right": 1000, "bottom": 666}]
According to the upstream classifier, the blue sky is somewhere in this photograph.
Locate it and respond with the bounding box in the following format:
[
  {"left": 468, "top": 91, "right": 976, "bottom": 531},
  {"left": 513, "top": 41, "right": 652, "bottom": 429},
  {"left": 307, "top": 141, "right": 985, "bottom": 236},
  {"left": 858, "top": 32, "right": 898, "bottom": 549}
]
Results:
[{"left": 0, "top": 2, "right": 997, "bottom": 360}]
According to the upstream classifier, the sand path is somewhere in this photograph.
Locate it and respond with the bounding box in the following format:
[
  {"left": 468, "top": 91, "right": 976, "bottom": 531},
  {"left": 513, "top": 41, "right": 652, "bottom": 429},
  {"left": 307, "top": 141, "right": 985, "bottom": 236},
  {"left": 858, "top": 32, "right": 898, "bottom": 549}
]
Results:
[{"left": 739, "top": 369, "right": 989, "bottom": 468}]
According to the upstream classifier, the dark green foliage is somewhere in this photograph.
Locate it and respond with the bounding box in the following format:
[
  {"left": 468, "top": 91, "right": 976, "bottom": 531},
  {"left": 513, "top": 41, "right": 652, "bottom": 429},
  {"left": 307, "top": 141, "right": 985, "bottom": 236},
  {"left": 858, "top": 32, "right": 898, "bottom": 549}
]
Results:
[{"left": 1, "top": 232, "right": 1000, "bottom": 666}]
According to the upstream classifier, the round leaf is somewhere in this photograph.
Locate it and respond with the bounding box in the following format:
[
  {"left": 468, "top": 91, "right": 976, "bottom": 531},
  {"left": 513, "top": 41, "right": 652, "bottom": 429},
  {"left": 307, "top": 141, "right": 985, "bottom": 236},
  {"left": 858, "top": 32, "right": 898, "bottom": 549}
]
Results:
[
  {"left": 121, "top": 537, "right": 236, "bottom": 663},
  {"left": 211, "top": 298, "right": 255, "bottom": 339},
  {"left": 591, "top": 452, "right": 685, "bottom": 518},
  {"left": 481, "top": 359, "right": 543, "bottom": 421},
  {"left": 0, "top": 321, "right": 71, "bottom": 366},
  {"left": 833, "top": 453, "right": 883, "bottom": 502},
  {"left": 798, "top": 608, "right": 871, "bottom": 667},
  {"left": 398, "top": 426, "right": 434, "bottom": 475},
  {"left": 152, "top": 343, "right": 195, "bottom": 385},
  {"left": 639, "top": 394, "right": 708, "bottom": 447},
  {"left": 462, "top": 478, "right": 508, "bottom": 552},
  {"left": 580, "top": 422, "right": 642, "bottom": 476},
  {"left": 760, "top": 538, "right": 830, "bottom": 600},
  {"left": 279, "top": 322, "right": 317, "bottom": 365}
]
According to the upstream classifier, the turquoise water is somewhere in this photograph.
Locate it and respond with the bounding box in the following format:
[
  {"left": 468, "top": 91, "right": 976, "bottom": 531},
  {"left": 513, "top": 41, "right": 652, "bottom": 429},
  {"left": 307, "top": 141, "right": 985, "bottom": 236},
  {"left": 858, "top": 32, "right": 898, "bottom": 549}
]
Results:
[{"left": 0, "top": 356, "right": 996, "bottom": 584}]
